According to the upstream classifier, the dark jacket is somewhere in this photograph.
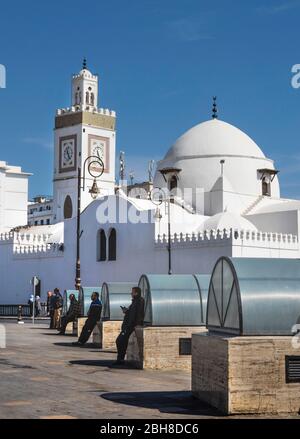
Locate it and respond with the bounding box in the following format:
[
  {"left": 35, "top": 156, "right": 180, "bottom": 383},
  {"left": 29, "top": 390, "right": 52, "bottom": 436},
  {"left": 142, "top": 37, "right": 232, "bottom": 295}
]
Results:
[
  {"left": 87, "top": 298, "right": 102, "bottom": 322},
  {"left": 67, "top": 298, "right": 81, "bottom": 318},
  {"left": 122, "top": 296, "right": 144, "bottom": 332},
  {"left": 54, "top": 293, "right": 63, "bottom": 310}
]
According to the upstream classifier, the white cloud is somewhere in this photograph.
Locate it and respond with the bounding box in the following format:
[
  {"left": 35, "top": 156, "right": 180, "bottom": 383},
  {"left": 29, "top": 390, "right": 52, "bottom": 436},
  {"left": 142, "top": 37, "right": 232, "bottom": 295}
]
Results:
[
  {"left": 166, "top": 18, "right": 213, "bottom": 42},
  {"left": 257, "top": 0, "right": 300, "bottom": 14},
  {"left": 22, "top": 137, "right": 53, "bottom": 149}
]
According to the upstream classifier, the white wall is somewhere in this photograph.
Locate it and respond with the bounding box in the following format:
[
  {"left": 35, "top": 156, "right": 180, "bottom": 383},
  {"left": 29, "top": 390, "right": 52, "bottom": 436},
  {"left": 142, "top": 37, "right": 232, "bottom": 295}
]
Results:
[{"left": 0, "top": 169, "right": 29, "bottom": 232}]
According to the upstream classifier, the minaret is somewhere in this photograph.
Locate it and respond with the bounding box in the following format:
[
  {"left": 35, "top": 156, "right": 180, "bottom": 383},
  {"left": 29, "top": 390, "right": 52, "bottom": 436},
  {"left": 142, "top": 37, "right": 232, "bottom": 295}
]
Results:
[
  {"left": 72, "top": 58, "right": 99, "bottom": 109},
  {"left": 53, "top": 61, "right": 116, "bottom": 223}
]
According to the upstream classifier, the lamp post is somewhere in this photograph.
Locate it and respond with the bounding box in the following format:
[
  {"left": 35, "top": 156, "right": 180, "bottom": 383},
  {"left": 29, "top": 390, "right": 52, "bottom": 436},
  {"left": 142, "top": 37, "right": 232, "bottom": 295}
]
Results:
[
  {"left": 158, "top": 167, "right": 181, "bottom": 275},
  {"left": 75, "top": 155, "right": 104, "bottom": 290}
]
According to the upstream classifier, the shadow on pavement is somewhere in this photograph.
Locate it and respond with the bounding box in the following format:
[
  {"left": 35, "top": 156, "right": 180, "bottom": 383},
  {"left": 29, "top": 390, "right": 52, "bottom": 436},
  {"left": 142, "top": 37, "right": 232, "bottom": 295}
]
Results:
[
  {"left": 41, "top": 332, "right": 76, "bottom": 337},
  {"left": 53, "top": 342, "right": 100, "bottom": 348},
  {"left": 101, "top": 391, "right": 223, "bottom": 417},
  {"left": 69, "top": 359, "right": 136, "bottom": 369}
]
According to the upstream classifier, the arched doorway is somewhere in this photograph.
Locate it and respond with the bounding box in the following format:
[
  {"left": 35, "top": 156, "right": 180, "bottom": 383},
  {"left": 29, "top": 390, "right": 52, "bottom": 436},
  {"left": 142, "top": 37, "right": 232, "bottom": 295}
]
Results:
[{"left": 63, "top": 195, "right": 73, "bottom": 219}]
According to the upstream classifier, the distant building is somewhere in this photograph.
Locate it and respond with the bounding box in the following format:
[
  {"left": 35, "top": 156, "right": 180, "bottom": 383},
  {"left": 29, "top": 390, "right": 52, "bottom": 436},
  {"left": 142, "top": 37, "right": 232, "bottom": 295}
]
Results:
[
  {"left": 0, "top": 161, "right": 31, "bottom": 232},
  {"left": 126, "top": 181, "right": 153, "bottom": 199},
  {"left": 28, "top": 196, "right": 53, "bottom": 226}
]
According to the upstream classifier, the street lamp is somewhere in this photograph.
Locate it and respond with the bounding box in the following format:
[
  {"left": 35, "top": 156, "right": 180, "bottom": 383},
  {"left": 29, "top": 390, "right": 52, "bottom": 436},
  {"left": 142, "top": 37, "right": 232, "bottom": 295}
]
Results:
[
  {"left": 158, "top": 167, "right": 181, "bottom": 275},
  {"left": 75, "top": 155, "right": 104, "bottom": 290}
]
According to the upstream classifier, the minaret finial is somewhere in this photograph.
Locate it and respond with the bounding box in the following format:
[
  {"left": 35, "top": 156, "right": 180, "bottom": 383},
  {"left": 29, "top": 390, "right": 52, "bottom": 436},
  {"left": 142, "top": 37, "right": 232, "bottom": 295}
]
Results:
[
  {"left": 82, "top": 58, "right": 87, "bottom": 70},
  {"left": 212, "top": 96, "right": 218, "bottom": 119}
]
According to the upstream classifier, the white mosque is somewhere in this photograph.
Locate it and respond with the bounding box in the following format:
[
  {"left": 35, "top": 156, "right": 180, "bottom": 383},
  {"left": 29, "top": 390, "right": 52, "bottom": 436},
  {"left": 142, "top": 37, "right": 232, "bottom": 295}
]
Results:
[{"left": 0, "top": 63, "right": 299, "bottom": 304}]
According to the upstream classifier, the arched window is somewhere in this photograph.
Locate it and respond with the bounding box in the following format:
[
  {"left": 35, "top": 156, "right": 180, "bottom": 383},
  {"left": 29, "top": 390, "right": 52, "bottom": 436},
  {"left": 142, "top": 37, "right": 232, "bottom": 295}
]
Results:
[
  {"left": 169, "top": 176, "right": 177, "bottom": 191},
  {"left": 63, "top": 195, "right": 73, "bottom": 219},
  {"left": 262, "top": 177, "right": 271, "bottom": 196},
  {"left": 97, "top": 229, "right": 107, "bottom": 261},
  {"left": 108, "top": 228, "right": 117, "bottom": 261},
  {"left": 75, "top": 92, "right": 79, "bottom": 105},
  {"left": 86, "top": 91, "right": 90, "bottom": 104},
  {"left": 90, "top": 93, "right": 95, "bottom": 106},
  {"left": 169, "top": 176, "right": 178, "bottom": 204}
]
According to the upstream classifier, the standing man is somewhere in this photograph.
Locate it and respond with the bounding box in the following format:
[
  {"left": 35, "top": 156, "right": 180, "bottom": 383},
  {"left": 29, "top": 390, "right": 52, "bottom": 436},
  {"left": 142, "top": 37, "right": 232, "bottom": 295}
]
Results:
[
  {"left": 53, "top": 288, "right": 63, "bottom": 330},
  {"left": 48, "top": 291, "right": 56, "bottom": 329},
  {"left": 112, "top": 287, "right": 144, "bottom": 366},
  {"left": 28, "top": 293, "right": 34, "bottom": 317},
  {"left": 35, "top": 295, "right": 42, "bottom": 316},
  {"left": 73, "top": 292, "right": 102, "bottom": 346},
  {"left": 59, "top": 294, "right": 81, "bottom": 335}
]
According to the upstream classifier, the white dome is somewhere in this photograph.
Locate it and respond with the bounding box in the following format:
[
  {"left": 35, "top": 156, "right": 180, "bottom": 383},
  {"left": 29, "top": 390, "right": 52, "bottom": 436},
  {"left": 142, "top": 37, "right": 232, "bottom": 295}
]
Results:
[
  {"left": 198, "top": 211, "right": 257, "bottom": 232},
  {"left": 164, "top": 119, "right": 265, "bottom": 160},
  {"left": 154, "top": 118, "right": 279, "bottom": 215}
]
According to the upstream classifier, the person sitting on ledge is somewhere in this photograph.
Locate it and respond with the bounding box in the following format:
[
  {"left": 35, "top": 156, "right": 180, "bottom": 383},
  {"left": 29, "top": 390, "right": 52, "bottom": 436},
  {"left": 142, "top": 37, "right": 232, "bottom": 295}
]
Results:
[
  {"left": 59, "top": 294, "right": 81, "bottom": 335},
  {"left": 72, "top": 292, "right": 102, "bottom": 346},
  {"left": 111, "top": 286, "right": 144, "bottom": 367}
]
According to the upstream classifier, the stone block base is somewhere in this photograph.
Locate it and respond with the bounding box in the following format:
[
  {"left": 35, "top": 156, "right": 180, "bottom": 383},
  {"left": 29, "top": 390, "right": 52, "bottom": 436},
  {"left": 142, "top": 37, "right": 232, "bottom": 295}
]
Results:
[
  {"left": 127, "top": 326, "right": 207, "bottom": 370},
  {"left": 77, "top": 319, "right": 121, "bottom": 348},
  {"left": 93, "top": 320, "right": 122, "bottom": 350},
  {"left": 192, "top": 333, "right": 300, "bottom": 415},
  {"left": 77, "top": 317, "right": 87, "bottom": 337},
  {"left": 65, "top": 322, "right": 74, "bottom": 335}
]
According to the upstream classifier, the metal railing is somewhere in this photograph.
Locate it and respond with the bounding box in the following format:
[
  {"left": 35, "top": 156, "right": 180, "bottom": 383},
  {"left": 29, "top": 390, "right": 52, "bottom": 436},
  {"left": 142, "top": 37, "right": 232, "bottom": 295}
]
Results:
[{"left": 0, "top": 303, "right": 48, "bottom": 317}]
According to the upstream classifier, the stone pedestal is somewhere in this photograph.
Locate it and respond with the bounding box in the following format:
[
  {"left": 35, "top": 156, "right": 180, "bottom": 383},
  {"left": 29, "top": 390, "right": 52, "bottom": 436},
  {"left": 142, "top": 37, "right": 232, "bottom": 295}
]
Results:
[
  {"left": 127, "top": 326, "right": 207, "bottom": 370},
  {"left": 65, "top": 322, "right": 74, "bottom": 335},
  {"left": 77, "top": 319, "right": 121, "bottom": 348},
  {"left": 77, "top": 317, "right": 87, "bottom": 337},
  {"left": 93, "top": 320, "right": 122, "bottom": 350},
  {"left": 192, "top": 333, "right": 300, "bottom": 415}
]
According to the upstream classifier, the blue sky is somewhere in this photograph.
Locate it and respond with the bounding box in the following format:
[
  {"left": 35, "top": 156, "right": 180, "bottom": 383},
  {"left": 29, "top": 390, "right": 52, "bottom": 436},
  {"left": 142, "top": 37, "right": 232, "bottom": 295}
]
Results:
[{"left": 0, "top": 0, "right": 300, "bottom": 198}]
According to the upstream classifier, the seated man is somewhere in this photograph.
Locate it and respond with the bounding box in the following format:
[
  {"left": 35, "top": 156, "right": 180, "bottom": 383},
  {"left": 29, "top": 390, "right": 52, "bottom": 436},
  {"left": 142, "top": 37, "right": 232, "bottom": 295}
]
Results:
[
  {"left": 72, "top": 292, "right": 102, "bottom": 346},
  {"left": 59, "top": 294, "right": 81, "bottom": 335},
  {"left": 112, "top": 286, "right": 144, "bottom": 366}
]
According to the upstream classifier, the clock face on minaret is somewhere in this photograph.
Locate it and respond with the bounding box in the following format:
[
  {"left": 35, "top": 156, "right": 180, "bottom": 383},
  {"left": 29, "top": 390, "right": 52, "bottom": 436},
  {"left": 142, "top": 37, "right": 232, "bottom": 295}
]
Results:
[
  {"left": 88, "top": 135, "right": 110, "bottom": 174},
  {"left": 59, "top": 135, "right": 77, "bottom": 173}
]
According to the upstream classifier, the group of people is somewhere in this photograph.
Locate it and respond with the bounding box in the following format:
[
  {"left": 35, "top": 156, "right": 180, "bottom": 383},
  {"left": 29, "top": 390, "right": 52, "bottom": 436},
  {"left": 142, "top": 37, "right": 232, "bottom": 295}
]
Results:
[
  {"left": 46, "top": 286, "right": 145, "bottom": 366},
  {"left": 28, "top": 294, "right": 42, "bottom": 317}
]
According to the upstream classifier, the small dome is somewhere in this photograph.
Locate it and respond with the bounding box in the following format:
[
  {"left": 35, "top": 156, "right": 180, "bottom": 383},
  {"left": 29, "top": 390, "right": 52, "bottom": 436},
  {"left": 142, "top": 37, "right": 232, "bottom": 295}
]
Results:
[
  {"left": 79, "top": 68, "right": 93, "bottom": 77},
  {"left": 164, "top": 119, "right": 265, "bottom": 161},
  {"left": 198, "top": 211, "right": 258, "bottom": 232}
]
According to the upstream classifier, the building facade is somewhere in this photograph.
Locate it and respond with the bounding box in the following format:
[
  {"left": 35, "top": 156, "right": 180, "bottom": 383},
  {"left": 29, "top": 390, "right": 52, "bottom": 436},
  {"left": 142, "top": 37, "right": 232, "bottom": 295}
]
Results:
[{"left": 0, "top": 63, "right": 300, "bottom": 304}]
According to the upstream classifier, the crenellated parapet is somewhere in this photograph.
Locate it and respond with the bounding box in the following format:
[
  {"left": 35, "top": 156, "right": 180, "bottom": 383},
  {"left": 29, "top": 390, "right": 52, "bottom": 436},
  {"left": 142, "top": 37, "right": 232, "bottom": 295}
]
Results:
[
  {"left": 56, "top": 106, "right": 116, "bottom": 117},
  {"left": 155, "top": 228, "right": 233, "bottom": 247},
  {"left": 0, "top": 232, "right": 14, "bottom": 242},
  {"left": 13, "top": 242, "right": 64, "bottom": 259},
  {"left": 155, "top": 228, "right": 299, "bottom": 250}
]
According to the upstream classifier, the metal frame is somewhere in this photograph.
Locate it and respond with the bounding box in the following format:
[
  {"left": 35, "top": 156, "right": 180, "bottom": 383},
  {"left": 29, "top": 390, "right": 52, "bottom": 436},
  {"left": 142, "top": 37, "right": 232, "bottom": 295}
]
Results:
[{"left": 206, "top": 257, "right": 243, "bottom": 335}]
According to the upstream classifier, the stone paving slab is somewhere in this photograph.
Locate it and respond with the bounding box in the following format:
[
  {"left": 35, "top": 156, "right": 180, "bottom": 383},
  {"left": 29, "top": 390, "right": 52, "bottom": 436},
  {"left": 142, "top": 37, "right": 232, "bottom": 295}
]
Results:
[{"left": 0, "top": 321, "right": 298, "bottom": 419}]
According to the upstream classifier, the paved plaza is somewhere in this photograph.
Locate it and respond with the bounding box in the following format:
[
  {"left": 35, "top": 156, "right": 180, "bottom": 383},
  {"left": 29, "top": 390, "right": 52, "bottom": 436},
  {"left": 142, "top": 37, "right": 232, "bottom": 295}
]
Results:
[{"left": 0, "top": 320, "right": 298, "bottom": 419}]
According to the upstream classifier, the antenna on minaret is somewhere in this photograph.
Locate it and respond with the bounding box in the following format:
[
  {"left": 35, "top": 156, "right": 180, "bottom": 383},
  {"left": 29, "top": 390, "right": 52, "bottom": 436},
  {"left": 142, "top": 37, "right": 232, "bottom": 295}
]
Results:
[
  {"left": 148, "top": 160, "right": 155, "bottom": 183},
  {"left": 129, "top": 171, "right": 135, "bottom": 186},
  {"left": 82, "top": 58, "right": 87, "bottom": 70},
  {"left": 212, "top": 96, "right": 218, "bottom": 119},
  {"left": 119, "top": 151, "right": 126, "bottom": 181}
]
